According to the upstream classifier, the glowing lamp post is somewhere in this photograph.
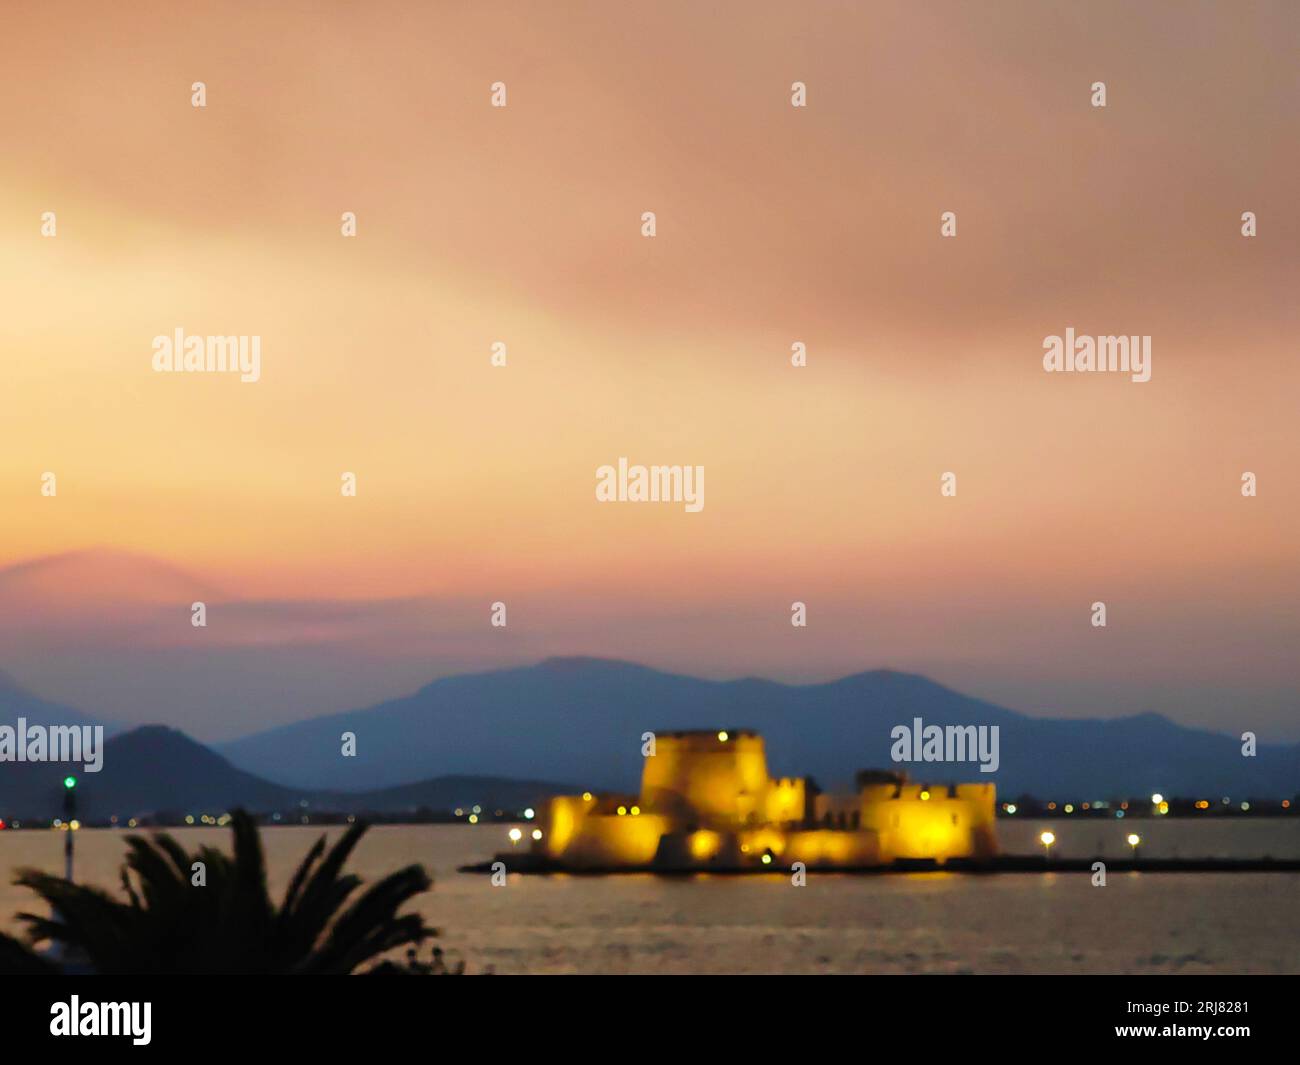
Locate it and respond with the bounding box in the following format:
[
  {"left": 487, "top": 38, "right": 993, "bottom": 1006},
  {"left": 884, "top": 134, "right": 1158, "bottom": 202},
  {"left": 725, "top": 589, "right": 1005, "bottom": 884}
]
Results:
[
  {"left": 508, "top": 828, "right": 523, "bottom": 848},
  {"left": 63, "top": 775, "right": 78, "bottom": 881},
  {"left": 1039, "top": 830, "right": 1056, "bottom": 864},
  {"left": 1127, "top": 833, "right": 1141, "bottom": 861}
]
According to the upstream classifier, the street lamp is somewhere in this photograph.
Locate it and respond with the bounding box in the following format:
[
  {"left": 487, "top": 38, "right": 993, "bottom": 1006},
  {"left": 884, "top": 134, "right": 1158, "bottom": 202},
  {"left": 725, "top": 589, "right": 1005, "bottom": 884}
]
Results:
[
  {"left": 62, "top": 775, "right": 78, "bottom": 881},
  {"left": 1039, "top": 830, "right": 1056, "bottom": 863},
  {"left": 1126, "top": 833, "right": 1141, "bottom": 860}
]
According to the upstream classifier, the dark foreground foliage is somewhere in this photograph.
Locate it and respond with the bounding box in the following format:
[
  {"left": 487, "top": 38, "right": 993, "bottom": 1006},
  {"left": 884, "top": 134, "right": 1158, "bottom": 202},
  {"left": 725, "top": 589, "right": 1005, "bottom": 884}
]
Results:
[{"left": 0, "top": 810, "right": 445, "bottom": 974}]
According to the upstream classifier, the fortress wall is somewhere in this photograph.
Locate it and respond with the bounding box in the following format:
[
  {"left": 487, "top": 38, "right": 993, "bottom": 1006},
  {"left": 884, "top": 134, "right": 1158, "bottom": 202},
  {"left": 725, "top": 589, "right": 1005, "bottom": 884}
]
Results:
[
  {"left": 858, "top": 782, "right": 999, "bottom": 862},
  {"left": 780, "top": 829, "right": 882, "bottom": 866},
  {"left": 557, "top": 813, "right": 670, "bottom": 867},
  {"left": 955, "top": 782, "right": 999, "bottom": 858},
  {"left": 537, "top": 795, "right": 592, "bottom": 859},
  {"left": 763, "top": 777, "right": 806, "bottom": 825}
]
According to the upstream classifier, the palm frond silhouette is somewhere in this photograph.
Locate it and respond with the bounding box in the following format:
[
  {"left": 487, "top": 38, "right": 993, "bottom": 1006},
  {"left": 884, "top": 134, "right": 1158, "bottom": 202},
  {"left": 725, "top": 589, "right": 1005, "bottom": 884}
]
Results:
[{"left": 0, "top": 810, "right": 434, "bottom": 974}]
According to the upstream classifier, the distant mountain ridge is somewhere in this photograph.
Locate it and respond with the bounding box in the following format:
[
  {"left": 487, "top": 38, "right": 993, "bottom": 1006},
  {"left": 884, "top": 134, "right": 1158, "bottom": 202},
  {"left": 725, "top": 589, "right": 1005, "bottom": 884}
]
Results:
[
  {"left": 0, "top": 670, "right": 118, "bottom": 736},
  {"left": 216, "top": 657, "right": 1300, "bottom": 797},
  {"left": 0, "top": 725, "right": 577, "bottom": 821}
]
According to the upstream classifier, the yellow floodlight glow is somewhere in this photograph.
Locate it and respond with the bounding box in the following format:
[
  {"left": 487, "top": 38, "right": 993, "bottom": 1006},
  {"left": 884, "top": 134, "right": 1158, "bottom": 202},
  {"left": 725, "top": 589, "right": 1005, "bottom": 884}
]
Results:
[{"left": 688, "top": 830, "right": 721, "bottom": 860}]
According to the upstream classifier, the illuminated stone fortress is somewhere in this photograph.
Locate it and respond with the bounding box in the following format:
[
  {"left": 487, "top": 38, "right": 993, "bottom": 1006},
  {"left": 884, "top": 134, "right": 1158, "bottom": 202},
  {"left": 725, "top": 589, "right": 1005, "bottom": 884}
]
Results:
[{"left": 531, "top": 729, "right": 998, "bottom": 870}]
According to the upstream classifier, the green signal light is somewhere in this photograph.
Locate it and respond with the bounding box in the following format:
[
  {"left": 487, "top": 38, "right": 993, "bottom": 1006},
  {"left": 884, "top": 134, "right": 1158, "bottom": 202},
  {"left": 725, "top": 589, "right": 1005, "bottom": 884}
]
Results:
[{"left": 63, "top": 776, "right": 77, "bottom": 789}]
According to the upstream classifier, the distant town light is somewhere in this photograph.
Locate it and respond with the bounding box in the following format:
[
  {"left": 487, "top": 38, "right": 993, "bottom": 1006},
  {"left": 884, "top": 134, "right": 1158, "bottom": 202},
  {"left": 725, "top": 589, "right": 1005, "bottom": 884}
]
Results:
[
  {"left": 761, "top": 853, "right": 772, "bottom": 865},
  {"left": 531, "top": 829, "right": 543, "bottom": 840},
  {"left": 1151, "top": 793, "right": 1163, "bottom": 805},
  {"left": 1126, "top": 833, "right": 1140, "bottom": 847},
  {"left": 1040, "top": 831, "right": 1055, "bottom": 846},
  {"left": 63, "top": 776, "right": 77, "bottom": 790},
  {"left": 508, "top": 828, "right": 523, "bottom": 843},
  {"left": 717, "top": 731, "right": 729, "bottom": 742},
  {"left": 468, "top": 814, "right": 478, "bottom": 824},
  {"left": 617, "top": 806, "right": 627, "bottom": 816},
  {"left": 524, "top": 808, "right": 535, "bottom": 819},
  {"left": 1064, "top": 804, "right": 1074, "bottom": 813},
  {"left": 1005, "top": 804, "right": 1017, "bottom": 815},
  {"left": 630, "top": 806, "right": 641, "bottom": 816},
  {"left": 1241, "top": 802, "right": 1250, "bottom": 812},
  {"left": 582, "top": 792, "right": 593, "bottom": 802},
  {"left": 919, "top": 790, "right": 930, "bottom": 801}
]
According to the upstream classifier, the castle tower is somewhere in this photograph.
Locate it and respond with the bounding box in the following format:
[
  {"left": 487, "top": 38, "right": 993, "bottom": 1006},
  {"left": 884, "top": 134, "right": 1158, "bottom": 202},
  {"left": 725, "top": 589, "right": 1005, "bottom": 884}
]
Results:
[{"left": 641, "top": 730, "right": 771, "bottom": 827}]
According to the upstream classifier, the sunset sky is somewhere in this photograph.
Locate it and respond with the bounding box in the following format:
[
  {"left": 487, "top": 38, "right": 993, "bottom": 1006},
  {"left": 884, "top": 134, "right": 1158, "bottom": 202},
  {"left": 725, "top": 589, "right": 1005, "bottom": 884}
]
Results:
[{"left": 1, "top": 1, "right": 1297, "bottom": 741}]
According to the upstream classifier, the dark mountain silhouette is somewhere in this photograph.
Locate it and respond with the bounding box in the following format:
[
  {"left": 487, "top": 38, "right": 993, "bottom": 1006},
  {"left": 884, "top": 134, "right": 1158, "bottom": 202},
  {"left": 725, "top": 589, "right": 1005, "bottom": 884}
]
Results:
[
  {"left": 0, "top": 725, "right": 576, "bottom": 821},
  {"left": 217, "top": 657, "right": 1300, "bottom": 797}
]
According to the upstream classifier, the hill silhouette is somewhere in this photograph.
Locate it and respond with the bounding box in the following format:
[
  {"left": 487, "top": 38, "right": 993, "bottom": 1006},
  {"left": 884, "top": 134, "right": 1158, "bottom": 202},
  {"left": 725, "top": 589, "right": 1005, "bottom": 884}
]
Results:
[
  {"left": 216, "top": 657, "right": 1300, "bottom": 797},
  {"left": 0, "top": 725, "right": 575, "bottom": 821}
]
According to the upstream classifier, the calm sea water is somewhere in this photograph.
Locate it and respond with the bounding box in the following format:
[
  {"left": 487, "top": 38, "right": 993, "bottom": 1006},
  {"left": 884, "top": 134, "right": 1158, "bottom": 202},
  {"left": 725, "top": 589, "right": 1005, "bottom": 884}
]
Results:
[{"left": 3, "top": 820, "right": 1298, "bottom": 974}]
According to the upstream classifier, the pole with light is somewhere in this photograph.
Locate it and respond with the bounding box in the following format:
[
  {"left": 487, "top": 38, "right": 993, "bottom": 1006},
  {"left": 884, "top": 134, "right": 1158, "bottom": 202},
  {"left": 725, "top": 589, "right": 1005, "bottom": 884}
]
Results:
[
  {"left": 1127, "top": 833, "right": 1141, "bottom": 862},
  {"left": 63, "top": 775, "right": 77, "bottom": 881},
  {"left": 1039, "top": 830, "right": 1055, "bottom": 865}
]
